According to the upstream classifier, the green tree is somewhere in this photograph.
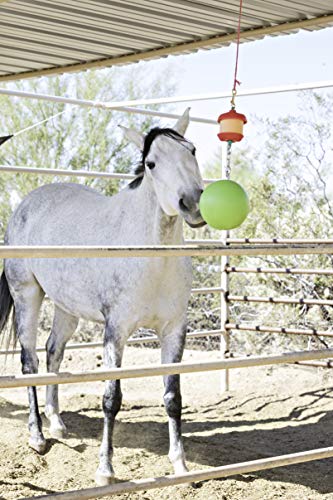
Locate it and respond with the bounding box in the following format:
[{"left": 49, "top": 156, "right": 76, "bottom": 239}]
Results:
[
  {"left": 0, "top": 65, "right": 176, "bottom": 232},
  {"left": 191, "top": 91, "right": 333, "bottom": 353}
]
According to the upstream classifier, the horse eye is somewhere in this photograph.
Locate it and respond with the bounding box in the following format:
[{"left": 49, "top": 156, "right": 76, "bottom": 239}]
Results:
[
  {"left": 146, "top": 161, "right": 156, "bottom": 169},
  {"left": 191, "top": 147, "right": 196, "bottom": 156}
]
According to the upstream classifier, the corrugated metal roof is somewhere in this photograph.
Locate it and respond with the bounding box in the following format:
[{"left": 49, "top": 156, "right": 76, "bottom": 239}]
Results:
[{"left": 0, "top": 0, "right": 332, "bottom": 81}]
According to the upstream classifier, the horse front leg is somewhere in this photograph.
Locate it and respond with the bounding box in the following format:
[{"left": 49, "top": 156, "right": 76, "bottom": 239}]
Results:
[
  {"left": 161, "top": 325, "right": 188, "bottom": 475},
  {"left": 95, "top": 320, "right": 125, "bottom": 486}
]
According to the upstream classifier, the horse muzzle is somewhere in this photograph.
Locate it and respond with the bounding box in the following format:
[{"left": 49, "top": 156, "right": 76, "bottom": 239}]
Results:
[
  {"left": 179, "top": 189, "right": 206, "bottom": 228},
  {"left": 183, "top": 209, "right": 206, "bottom": 228}
]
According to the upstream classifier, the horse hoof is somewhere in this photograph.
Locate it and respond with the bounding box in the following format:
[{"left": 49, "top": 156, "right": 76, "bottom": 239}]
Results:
[
  {"left": 29, "top": 437, "right": 47, "bottom": 454},
  {"left": 95, "top": 470, "right": 115, "bottom": 486},
  {"left": 45, "top": 412, "right": 67, "bottom": 439},
  {"left": 49, "top": 426, "right": 67, "bottom": 439}
]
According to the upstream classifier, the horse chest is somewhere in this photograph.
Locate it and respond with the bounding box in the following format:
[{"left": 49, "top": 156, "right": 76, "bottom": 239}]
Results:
[
  {"left": 119, "top": 257, "right": 191, "bottom": 303},
  {"left": 106, "top": 257, "right": 192, "bottom": 327}
]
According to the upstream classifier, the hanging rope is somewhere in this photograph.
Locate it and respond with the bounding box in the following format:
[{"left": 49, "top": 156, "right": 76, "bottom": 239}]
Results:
[
  {"left": 0, "top": 109, "right": 66, "bottom": 148},
  {"left": 225, "top": 0, "right": 244, "bottom": 177},
  {"left": 230, "top": 0, "right": 244, "bottom": 110}
]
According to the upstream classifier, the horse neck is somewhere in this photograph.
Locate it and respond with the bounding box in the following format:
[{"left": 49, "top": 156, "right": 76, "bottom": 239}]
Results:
[{"left": 137, "top": 176, "right": 183, "bottom": 245}]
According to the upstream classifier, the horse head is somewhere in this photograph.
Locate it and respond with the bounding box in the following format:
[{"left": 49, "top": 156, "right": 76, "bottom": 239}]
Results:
[{"left": 121, "top": 108, "right": 206, "bottom": 228}]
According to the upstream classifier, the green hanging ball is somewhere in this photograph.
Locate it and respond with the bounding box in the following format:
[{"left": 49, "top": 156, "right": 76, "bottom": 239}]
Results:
[{"left": 199, "top": 180, "right": 250, "bottom": 230}]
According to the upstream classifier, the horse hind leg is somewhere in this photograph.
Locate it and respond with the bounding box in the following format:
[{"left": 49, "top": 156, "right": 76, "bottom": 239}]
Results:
[
  {"left": 13, "top": 279, "right": 46, "bottom": 453},
  {"left": 45, "top": 306, "right": 78, "bottom": 438}
]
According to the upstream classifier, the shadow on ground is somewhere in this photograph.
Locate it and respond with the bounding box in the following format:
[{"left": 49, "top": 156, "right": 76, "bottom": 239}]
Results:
[{"left": 1, "top": 386, "right": 333, "bottom": 496}]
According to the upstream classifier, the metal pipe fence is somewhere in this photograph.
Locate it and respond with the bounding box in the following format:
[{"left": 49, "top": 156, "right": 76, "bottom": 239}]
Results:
[
  {"left": 226, "top": 266, "right": 333, "bottom": 275},
  {"left": 225, "top": 323, "right": 333, "bottom": 338},
  {"left": 1, "top": 244, "right": 333, "bottom": 259},
  {"left": 1, "top": 347, "right": 333, "bottom": 389},
  {"left": 227, "top": 295, "right": 333, "bottom": 307},
  {"left": 24, "top": 447, "right": 333, "bottom": 500},
  {"left": 2, "top": 80, "right": 333, "bottom": 498}
]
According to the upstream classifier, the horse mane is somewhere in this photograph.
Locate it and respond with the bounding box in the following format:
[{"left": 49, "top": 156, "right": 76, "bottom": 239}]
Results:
[{"left": 128, "top": 127, "right": 187, "bottom": 189}]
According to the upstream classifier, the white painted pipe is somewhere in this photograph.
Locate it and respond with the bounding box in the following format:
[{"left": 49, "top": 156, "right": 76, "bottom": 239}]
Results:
[
  {"left": 26, "top": 446, "right": 333, "bottom": 499},
  {"left": 227, "top": 294, "right": 333, "bottom": 307},
  {"left": 0, "top": 165, "right": 135, "bottom": 180},
  {"left": 1, "top": 80, "right": 333, "bottom": 109},
  {"left": 0, "top": 165, "right": 217, "bottom": 185},
  {"left": 226, "top": 323, "right": 333, "bottom": 337},
  {"left": 1, "top": 244, "right": 333, "bottom": 259},
  {"left": 227, "top": 238, "right": 333, "bottom": 244},
  {"left": 0, "top": 329, "right": 223, "bottom": 356},
  {"left": 1, "top": 348, "right": 333, "bottom": 389},
  {"left": 0, "top": 88, "right": 215, "bottom": 124},
  {"left": 226, "top": 266, "right": 333, "bottom": 276}
]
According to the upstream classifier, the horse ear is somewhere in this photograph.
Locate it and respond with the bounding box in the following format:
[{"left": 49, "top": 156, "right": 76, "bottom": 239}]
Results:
[
  {"left": 119, "top": 125, "right": 144, "bottom": 150},
  {"left": 173, "top": 107, "right": 190, "bottom": 135}
]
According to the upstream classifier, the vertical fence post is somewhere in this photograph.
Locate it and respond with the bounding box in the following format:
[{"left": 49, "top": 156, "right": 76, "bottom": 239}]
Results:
[{"left": 220, "top": 142, "right": 230, "bottom": 392}]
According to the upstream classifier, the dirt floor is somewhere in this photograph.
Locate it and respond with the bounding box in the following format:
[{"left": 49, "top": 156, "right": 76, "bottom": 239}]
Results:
[{"left": 1, "top": 346, "right": 333, "bottom": 499}]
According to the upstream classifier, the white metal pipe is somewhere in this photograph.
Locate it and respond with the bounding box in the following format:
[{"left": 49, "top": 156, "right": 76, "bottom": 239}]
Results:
[
  {"left": 187, "top": 239, "right": 221, "bottom": 244},
  {"left": 0, "top": 165, "right": 135, "bottom": 180},
  {"left": 226, "top": 238, "right": 333, "bottom": 244},
  {"left": 3, "top": 236, "right": 329, "bottom": 249},
  {"left": 108, "top": 80, "right": 333, "bottom": 106},
  {"left": 0, "top": 88, "right": 215, "bottom": 124},
  {"left": 227, "top": 295, "right": 333, "bottom": 307},
  {"left": 1, "top": 80, "right": 333, "bottom": 110},
  {"left": 295, "top": 361, "right": 333, "bottom": 368},
  {"left": 0, "top": 329, "right": 223, "bottom": 356},
  {"left": 191, "top": 286, "right": 224, "bottom": 294},
  {"left": 0, "top": 166, "right": 217, "bottom": 185},
  {"left": 1, "top": 348, "right": 333, "bottom": 389},
  {"left": 226, "top": 266, "right": 333, "bottom": 276},
  {"left": 1, "top": 244, "right": 333, "bottom": 259},
  {"left": 27, "top": 446, "right": 333, "bottom": 499},
  {"left": 226, "top": 323, "right": 333, "bottom": 337}
]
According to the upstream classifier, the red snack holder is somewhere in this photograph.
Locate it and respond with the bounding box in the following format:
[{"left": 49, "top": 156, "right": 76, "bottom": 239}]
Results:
[{"left": 217, "top": 109, "right": 247, "bottom": 142}]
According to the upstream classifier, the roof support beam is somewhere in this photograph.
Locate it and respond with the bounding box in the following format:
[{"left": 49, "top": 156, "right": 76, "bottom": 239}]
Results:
[{"left": 0, "top": 14, "right": 332, "bottom": 81}]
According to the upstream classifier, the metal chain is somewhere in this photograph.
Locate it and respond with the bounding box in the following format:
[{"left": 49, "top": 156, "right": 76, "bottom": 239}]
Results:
[{"left": 225, "top": 140, "right": 232, "bottom": 180}]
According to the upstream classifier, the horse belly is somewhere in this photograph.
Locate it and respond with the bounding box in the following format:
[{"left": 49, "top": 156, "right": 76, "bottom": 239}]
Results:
[
  {"left": 31, "top": 256, "right": 192, "bottom": 327},
  {"left": 31, "top": 258, "right": 119, "bottom": 322}
]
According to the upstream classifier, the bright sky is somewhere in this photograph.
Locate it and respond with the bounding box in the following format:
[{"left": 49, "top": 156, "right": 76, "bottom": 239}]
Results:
[{"left": 139, "top": 26, "right": 333, "bottom": 169}]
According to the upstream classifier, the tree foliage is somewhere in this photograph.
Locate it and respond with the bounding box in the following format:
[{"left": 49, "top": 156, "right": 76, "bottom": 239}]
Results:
[
  {"left": 1, "top": 82, "right": 333, "bottom": 353},
  {"left": 0, "top": 65, "right": 176, "bottom": 234},
  {"left": 188, "top": 92, "right": 333, "bottom": 353}
]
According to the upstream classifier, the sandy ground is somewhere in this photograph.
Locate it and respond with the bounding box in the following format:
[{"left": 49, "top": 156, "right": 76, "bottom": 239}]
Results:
[{"left": 1, "top": 346, "right": 333, "bottom": 499}]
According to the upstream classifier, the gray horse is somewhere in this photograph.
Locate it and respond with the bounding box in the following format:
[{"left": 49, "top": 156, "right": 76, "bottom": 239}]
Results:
[{"left": 0, "top": 109, "right": 205, "bottom": 485}]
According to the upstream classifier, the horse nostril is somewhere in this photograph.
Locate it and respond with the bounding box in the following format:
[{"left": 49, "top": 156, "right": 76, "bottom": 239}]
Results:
[{"left": 179, "top": 198, "right": 189, "bottom": 212}]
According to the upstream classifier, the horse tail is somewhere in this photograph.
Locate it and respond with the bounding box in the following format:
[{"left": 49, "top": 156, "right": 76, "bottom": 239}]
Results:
[{"left": 0, "top": 271, "right": 14, "bottom": 335}]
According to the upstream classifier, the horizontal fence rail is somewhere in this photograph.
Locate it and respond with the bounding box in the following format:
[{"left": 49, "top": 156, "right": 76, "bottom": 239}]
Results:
[
  {"left": 192, "top": 286, "right": 224, "bottom": 294},
  {"left": 226, "top": 238, "right": 333, "bottom": 244},
  {"left": 2, "top": 80, "right": 333, "bottom": 111},
  {"left": 0, "top": 329, "right": 223, "bottom": 356},
  {"left": 296, "top": 360, "right": 333, "bottom": 368},
  {"left": 226, "top": 323, "right": 333, "bottom": 337},
  {"left": 1, "top": 348, "right": 333, "bottom": 389},
  {"left": 0, "top": 88, "right": 215, "bottom": 125},
  {"left": 227, "top": 295, "right": 333, "bottom": 307},
  {"left": 226, "top": 266, "right": 333, "bottom": 276},
  {"left": 2, "top": 244, "right": 333, "bottom": 259},
  {"left": 0, "top": 165, "right": 217, "bottom": 185},
  {"left": 25, "top": 446, "right": 333, "bottom": 500},
  {"left": 0, "top": 165, "right": 135, "bottom": 180}
]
